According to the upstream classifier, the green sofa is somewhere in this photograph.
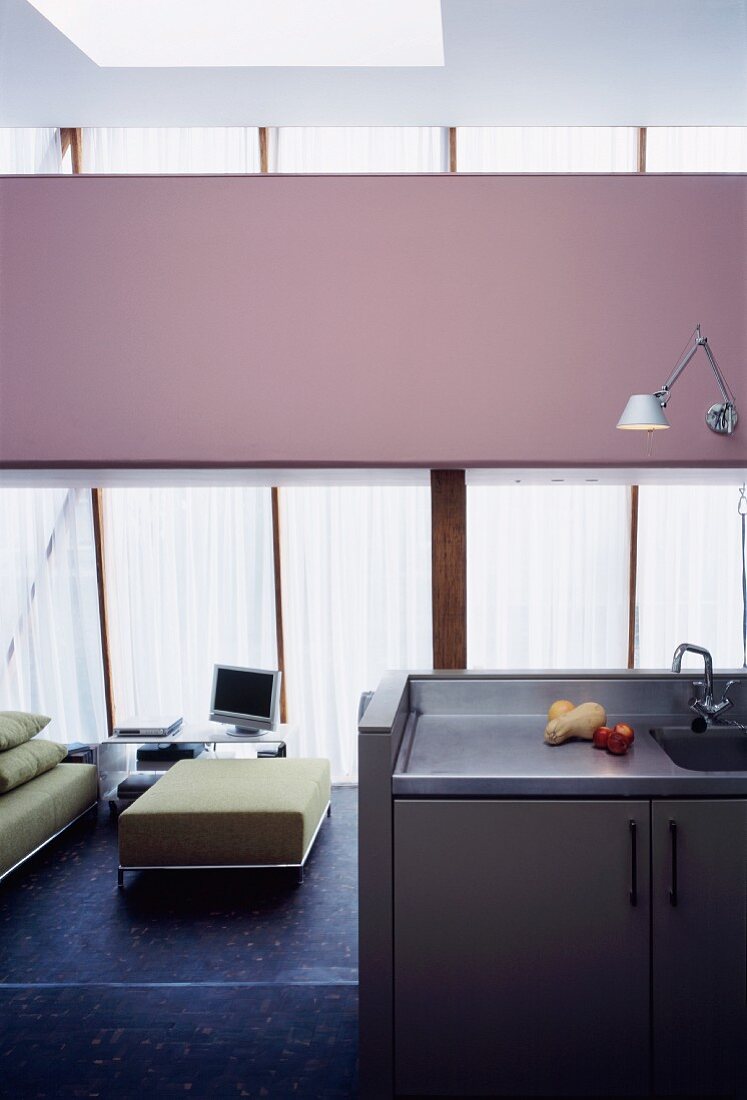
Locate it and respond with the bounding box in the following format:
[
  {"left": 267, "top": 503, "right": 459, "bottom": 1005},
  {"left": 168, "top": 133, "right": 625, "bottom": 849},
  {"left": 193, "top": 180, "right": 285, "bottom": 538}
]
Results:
[{"left": 0, "top": 761, "right": 98, "bottom": 883}]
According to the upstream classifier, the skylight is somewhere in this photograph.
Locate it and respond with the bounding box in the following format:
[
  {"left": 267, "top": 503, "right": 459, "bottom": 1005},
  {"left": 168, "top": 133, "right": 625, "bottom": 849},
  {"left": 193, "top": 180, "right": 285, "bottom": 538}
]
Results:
[{"left": 25, "top": 0, "right": 445, "bottom": 67}]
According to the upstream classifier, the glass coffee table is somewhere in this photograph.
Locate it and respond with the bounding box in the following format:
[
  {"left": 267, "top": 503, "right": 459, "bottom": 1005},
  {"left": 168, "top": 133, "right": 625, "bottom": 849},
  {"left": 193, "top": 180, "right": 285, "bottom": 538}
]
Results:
[{"left": 100, "top": 721, "right": 291, "bottom": 816}]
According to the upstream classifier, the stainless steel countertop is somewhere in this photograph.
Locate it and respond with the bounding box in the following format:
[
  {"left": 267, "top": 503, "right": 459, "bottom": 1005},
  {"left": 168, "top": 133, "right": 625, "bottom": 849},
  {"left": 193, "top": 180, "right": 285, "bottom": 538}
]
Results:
[{"left": 392, "top": 713, "right": 747, "bottom": 797}]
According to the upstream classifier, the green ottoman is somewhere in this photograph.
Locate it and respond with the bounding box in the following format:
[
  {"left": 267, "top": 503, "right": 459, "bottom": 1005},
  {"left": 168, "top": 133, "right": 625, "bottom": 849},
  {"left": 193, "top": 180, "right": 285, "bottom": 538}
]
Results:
[{"left": 118, "top": 758, "right": 331, "bottom": 886}]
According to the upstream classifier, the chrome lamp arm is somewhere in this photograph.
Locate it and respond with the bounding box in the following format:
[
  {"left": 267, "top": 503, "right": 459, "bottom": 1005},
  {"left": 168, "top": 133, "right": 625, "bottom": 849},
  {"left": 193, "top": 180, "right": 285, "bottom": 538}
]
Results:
[{"left": 654, "top": 325, "right": 738, "bottom": 434}]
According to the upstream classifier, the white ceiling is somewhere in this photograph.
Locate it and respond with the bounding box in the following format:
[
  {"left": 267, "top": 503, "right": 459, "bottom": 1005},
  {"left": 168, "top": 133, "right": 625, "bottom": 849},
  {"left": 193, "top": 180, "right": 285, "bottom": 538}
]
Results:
[
  {"left": 23, "top": 0, "right": 444, "bottom": 68},
  {"left": 1, "top": 0, "right": 746, "bottom": 126}
]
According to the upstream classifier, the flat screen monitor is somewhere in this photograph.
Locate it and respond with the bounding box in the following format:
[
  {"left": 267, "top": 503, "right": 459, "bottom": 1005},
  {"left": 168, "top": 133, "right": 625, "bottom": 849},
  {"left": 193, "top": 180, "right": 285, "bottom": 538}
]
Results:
[{"left": 210, "top": 665, "right": 281, "bottom": 736}]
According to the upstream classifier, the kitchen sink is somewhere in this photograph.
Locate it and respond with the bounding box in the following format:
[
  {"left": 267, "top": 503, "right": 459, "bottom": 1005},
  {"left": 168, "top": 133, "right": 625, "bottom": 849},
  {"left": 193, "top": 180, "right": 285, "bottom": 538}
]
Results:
[{"left": 650, "top": 724, "right": 747, "bottom": 772}]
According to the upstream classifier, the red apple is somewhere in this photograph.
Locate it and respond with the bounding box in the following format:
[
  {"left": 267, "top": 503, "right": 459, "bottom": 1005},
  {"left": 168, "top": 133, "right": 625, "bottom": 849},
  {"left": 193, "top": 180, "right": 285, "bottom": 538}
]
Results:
[
  {"left": 593, "top": 726, "right": 613, "bottom": 750},
  {"left": 607, "top": 731, "right": 629, "bottom": 755},
  {"left": 613, "top": 723, "right": 635, "bottom": 745}
]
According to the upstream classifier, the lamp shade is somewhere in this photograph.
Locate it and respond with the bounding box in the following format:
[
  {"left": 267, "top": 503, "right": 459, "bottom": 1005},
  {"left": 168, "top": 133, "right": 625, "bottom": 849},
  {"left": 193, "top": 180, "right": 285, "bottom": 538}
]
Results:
[{"left": 616, "top": 394, "right": 670, "bottom": 430}]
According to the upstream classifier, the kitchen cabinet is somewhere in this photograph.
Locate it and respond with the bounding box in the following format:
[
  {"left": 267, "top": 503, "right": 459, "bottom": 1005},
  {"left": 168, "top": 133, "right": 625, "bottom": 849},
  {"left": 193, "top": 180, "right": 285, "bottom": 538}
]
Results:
[
  {"left": 652, "top": 799, "right": 747, "bottom": 1098},
  {"left": 359, "top": 672, "right": 747, "bottom": 1099},
  {"left": 394, "top": 800, "right": 651, "bottom": 1097},
  {"left": 394, "top": 798, "right": 747, "bottom": 1098}
]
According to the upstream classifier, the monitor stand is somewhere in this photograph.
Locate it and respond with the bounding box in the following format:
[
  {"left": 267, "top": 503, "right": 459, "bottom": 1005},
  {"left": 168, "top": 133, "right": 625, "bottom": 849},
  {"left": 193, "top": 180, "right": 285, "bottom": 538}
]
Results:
[{"left": 226, "top": 726, "right": 269, "bottom": 739}]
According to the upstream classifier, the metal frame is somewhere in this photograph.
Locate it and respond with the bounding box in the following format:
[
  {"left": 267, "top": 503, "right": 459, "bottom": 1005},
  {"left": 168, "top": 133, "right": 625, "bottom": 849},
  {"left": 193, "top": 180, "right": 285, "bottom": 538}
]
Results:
[
  {"left": 118, "top": 798, "right": 331, "bottom": 887},
  {"left": 0, "top": 801, "right": 98, "bottom": 886},
  {"left": 655, "top": 324, "right": 738, "bottom": 435}
]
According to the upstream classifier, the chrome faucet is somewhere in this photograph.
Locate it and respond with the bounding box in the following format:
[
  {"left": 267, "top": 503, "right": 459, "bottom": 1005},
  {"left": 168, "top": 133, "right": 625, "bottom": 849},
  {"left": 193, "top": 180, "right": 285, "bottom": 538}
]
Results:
[{"left": 671, "top": 643, "right": 739, "bottom": 722}]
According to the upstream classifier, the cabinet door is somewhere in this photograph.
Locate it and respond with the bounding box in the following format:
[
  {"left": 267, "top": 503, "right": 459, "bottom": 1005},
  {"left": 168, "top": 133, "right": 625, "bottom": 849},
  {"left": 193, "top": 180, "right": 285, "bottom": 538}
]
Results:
[
  {"left": 652, "top": 800, "right": 747, "bottom": 1098},
  {"left": 394, "top": 800, "right": 650, "bottom": 1097}
]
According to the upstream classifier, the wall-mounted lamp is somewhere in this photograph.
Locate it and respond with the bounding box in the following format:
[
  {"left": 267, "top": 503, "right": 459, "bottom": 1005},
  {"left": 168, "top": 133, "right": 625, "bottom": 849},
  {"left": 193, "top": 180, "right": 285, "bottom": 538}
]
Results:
[{"left": 617, "top": 325, "right": 738, "bottom": 435}]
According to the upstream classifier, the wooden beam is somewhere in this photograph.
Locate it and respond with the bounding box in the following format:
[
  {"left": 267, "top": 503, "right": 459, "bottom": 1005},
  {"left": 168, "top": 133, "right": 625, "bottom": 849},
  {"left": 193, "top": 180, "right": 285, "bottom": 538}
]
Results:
[
  {"left": 61, "top": 128, "right": 84, "bottom": 174},
  {"left": 627, "top": 485, "right": 639, "bottom": 669},
  {"left": 91, "top": 488, "right": 115, "bottom": 735},
  {"left": 637, "top": 127, "right": 647, "bottom": 174},
  {"left": 271, "top": 487, "right": 287, "bottom": 722},
  {"left": 449, "top": 127, "right": 457, "bottom": 173},
  {"left": 431, "top": 470, "right": 467, "bottom": 669},
  {"left": 70, "top": 129, "right": 83, "bottom": 175},
  {"left": 259, "top": 127, "right": 269, "bottom": 174},
  {"left": 626, "top": 130, "right": 646, "bottom": 667},
  {"left": 258, "top": 134, "right": 286, "bottom": 719}
]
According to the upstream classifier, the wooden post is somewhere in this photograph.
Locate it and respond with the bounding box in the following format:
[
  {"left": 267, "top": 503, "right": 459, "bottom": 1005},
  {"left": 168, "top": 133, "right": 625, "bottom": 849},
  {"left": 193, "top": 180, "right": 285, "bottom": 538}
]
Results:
[
  {"left": 62, "top": 133, "right": 114, "bottom": 735},
  {"left": 271, "top": 487, "right": 288, "bottom": 723},
  {"left": 258, "top": 129, "right": 287, "bottom": 719},
  {"left": 626, "top": 128, "right": 646, "bottom": 669},
  {"left": 449, "top": 127, "right": 457, "bottom": 173},
  {"left": 91, "top": 489, "right": 115, "bottom": 734},
  {"left": 60, "top": 127, "right": 83, "bottom": 174},
  {"left": 259, "top": 127, "right": 269, "bottom": 174},
  {"left": 431, "top": 470, "right": 467, "bottom": 669},
  {"left": 637, "top": 127, "right": 647, "bottom": 174}
]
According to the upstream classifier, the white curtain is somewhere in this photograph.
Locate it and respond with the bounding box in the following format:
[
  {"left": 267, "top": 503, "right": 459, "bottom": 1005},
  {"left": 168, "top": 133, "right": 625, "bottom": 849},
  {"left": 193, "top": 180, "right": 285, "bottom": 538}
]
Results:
[
  {"left": 279, "top": 486, "right": 432, "bottom": 782},
  {"left": 102, "top": 488, "right": 276, "bottom": 723},
  {"left": 456, "top": 127, "right": 638, "bottom": 171},
  {"left": 0, "top": 489, "right": 106, "bottom": 743},
  {"left": 646, "top": 128, "right": 747, "bottom": 171},
  {"left": 266, "top": 125, "right": 441, "bottom": 783},
  {"left": 269, "top": 127, "right": 448, "bottom": 172},
  {"left": 635, "top": 130, "right": 747, "bottom": 670},
  {"left": 0, "top": 128, "right": 65, "bottom": 173},
  {"left": 468, "top": 486, "right": 630, "bottom": 669},
  {"left": 636, "top": 486, "right": 745, "bottom": 671},
  {"left": 82, "top": 128, "right": 261, "bottom": 172}
]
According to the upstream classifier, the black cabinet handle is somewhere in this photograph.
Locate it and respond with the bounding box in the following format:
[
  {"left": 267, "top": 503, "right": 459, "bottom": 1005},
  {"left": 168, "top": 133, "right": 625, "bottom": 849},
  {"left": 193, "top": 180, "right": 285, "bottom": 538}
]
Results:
[
  {"left": 669, "top": 819, "right": 678, "bottom": 907},
  {"left": 629, "top": 820, "right": 638, "bottom": 907}
]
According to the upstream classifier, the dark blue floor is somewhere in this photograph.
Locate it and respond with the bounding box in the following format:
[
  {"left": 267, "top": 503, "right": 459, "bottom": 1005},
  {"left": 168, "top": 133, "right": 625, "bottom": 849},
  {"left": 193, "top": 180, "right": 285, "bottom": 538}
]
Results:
[{"left": 0, "top": 786, "right": 358, "bottom": 1097}]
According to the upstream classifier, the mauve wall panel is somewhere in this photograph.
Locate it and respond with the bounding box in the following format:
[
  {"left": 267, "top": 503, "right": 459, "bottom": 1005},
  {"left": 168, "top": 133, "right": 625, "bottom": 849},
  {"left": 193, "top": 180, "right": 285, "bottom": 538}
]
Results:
[{"left": 0, "top": 174, "right": 744, "bottom": 466}]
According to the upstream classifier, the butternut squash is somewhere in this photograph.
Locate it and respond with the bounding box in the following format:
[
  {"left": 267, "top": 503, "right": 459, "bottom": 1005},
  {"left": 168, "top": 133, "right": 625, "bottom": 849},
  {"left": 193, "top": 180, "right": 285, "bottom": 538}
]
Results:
[{"left": 544, "top": 701, "right": 607, "bottom": 745}]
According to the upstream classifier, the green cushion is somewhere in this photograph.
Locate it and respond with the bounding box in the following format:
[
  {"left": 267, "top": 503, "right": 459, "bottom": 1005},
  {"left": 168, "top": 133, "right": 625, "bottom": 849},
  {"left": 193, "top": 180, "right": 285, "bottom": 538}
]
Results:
[
  {"left": 0, "top": 739, "right": 67, "bottom": 794},
  {"left": 0, "top": 711, "right": 51, "bottom": 751},
  {"left": 0, "top": 763, "right": 98, "bottom": 877},
  {"left": 119, "top": 758, "right": 331, "bottom": 868}
]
